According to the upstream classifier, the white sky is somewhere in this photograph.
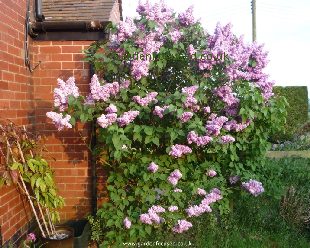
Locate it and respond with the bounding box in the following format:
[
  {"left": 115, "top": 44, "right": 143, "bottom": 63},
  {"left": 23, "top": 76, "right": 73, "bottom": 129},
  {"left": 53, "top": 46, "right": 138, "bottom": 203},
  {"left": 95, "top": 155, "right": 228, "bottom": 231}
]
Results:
[{"left": 122, "top": 0, "right": 310, "bottom": 97}]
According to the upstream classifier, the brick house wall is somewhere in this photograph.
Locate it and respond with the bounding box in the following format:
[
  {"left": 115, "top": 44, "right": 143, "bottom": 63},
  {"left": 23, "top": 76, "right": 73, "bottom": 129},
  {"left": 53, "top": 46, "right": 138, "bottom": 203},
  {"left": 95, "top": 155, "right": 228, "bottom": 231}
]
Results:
[
  {"left": 0, "top": 0, "right": 35, "bottom": 244},
  {"left": 0, "top": 0, "right": 121, "bottom": 246}
]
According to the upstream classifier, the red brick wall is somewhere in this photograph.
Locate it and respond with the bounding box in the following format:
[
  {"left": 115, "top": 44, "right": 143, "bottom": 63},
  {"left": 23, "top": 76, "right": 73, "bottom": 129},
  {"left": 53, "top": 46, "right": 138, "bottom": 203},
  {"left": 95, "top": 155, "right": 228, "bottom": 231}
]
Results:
[
  {"left": 0, "top": 0, "right": 35, "bottom": 244},
  {"left": 32, "top": 40, "right": 93, "bottom": 221},
  {"left": 0, "top": 1, "right": 101, "bottom": 245}
]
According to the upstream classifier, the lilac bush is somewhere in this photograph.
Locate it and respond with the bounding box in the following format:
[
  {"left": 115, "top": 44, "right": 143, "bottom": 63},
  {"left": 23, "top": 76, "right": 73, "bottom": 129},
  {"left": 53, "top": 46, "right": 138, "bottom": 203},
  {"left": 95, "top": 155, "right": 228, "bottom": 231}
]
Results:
[{"left": 47, "top": 1, "right": 287, "bottom": 246}]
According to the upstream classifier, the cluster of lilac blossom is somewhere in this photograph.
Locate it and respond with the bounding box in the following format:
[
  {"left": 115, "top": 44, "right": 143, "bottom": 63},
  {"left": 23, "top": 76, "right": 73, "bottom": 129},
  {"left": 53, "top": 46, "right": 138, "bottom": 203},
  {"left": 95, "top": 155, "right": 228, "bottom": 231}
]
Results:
[
  {"left": 220, "top": 135, "right": 235, "bottom": 144},
  {"left": 169, "top": 29, "right": 182, "bottom": 43},
  {"left": 130, "top": 60, "right": 151, "bottom": 80},
  {"left": 203, "top": 106, "right": 211, "bottom": 113},
  {"left": 136, "top": 1, "right": 173, "bottom": 26},
  {"left": 105, "top": 104, "right": 117, "bottom": 114},
  {"left": 223, "top": 119, "right": 251, "bottom": 132},
  {"left": 120, "top": 79, "right": 131, "bottom": 89},
  {"left": 53, "top": 77, "right": 79, "bottom": 111},
  {"left": 123, "top": 217, "right": 132, "bottom": 229},
  {"left": 127, "top": 1, "right": 176, "bottom": 80},
  {"left": 197, "top": 188, "right": 207, "bottom": 196},
  {"left": 153, "top": 105, "right": 169, "bottom": 118},
  {"left": 178, "top": 6, "right": 195, "bottom": 26},
  {"left": 205, "top": 115, "right": 228, "bottom": 136},
  {"left": 179, "top": 112, "right": 193, "bottom": 123},
  {"left": 187, "top": 131, "right": 212, "bottom": 147},
  {"left": 167, "top": 169, "right": 182, "bottom": 186},
  {"left": 140, "top": 205, "right": 166, "bottom": 225},
  {"left": 88, "top": 74, "right": 119, "bottom": 102},
  {"left": 116, "top": 110, "right": 140, "bottom": 127},
  {"left": 46, "top": 112, "right": 72, "bottom": 131},
  {"left": 169, "top": 144, "right": 192, "bottom": 158},
  {"left": 207, "top": 169, "right": 217, "bottom": 177},
  {"left": 133, "top": 92, "right": 158, "bottom": 106},
  {"left": 111, "top": 17, "right": 136, "bottom": 45},
  {"left": 214, "top": 85, "right": 239, "bottom": 107},
  {"left": 185, "top": 188, "right": 222, "bottom": 218},
  {"left": 148, "top": 162, "right": 159, "bottom": 173},
  {"left": 206, "top": 23, "right": 273, "bottom": 100},
  {"left": 97, "top": 113, "right": 117, "bottom": 128},
  {"left": 172, "top": 219, "right": 193, "bottom": 233},
  {"left": 181, "top": 86, "right": 200, "bottom": 112},
  {"left": 168, "top": 206, "right": 178, "bottom": 212},
  {"left": 242, "top": 179, "right": 265, "bottom": 197}
]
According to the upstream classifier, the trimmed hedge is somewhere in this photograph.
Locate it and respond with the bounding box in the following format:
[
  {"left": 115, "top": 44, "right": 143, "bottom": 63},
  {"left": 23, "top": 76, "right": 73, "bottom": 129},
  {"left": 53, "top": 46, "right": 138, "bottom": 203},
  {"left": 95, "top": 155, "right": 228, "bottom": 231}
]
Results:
[{"left": 272, "top": 86, "right": 309, "bottom": 141}]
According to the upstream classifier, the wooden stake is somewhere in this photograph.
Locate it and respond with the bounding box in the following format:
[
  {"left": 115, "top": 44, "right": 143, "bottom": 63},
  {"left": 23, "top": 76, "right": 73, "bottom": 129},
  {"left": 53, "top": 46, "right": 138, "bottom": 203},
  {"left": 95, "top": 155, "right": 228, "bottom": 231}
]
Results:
[{"left": 5, "top": 138, "right": 46, "bottom": 238}]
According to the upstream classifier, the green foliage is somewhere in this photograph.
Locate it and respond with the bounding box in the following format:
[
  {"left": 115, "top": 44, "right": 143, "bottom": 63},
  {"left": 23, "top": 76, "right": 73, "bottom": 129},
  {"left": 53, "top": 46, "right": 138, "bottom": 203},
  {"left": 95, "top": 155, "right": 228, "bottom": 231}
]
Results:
[
  {"left": 21, "top": 157, "right": 65, "bottom": 221},
  {"left": 272, "top": 86, "right": 309, "bottom": 141}
]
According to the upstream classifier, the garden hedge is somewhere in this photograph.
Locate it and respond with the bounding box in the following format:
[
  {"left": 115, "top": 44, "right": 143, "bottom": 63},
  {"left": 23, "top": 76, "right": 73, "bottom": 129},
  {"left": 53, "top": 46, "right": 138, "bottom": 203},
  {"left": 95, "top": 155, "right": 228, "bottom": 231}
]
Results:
[{"left": 272, "top": 86, "right": 308, "bottom": 141}]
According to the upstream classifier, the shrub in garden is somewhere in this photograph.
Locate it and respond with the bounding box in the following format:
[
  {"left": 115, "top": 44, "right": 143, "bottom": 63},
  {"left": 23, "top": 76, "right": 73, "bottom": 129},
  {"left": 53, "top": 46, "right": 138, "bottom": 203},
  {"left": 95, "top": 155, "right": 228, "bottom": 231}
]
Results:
[
  {"left": 46, "top": 1, "right": 287, "bottom": 246},
  {"left": 272, "top": 86, "right": 308, "bottom": 141}
]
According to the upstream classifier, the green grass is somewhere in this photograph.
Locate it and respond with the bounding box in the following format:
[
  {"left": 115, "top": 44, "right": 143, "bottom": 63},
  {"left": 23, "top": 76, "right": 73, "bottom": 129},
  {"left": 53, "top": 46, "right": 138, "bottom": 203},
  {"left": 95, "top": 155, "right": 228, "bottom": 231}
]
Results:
[{"left": 141, "top": 157, "right": 310, "bottom": 248}]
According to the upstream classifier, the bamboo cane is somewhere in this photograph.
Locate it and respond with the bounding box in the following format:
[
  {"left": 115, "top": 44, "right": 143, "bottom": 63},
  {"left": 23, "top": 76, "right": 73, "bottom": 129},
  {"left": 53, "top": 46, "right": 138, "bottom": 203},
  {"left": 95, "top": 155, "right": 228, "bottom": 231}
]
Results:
[
  {"left": 14, "top": 135, "right": 52, "bottom": 237},
  {"left": 23, "top": 125, "right": 56, "bottom": 235},
  {"left": 4, "top": 138, "right": 46, "bottom": 238}
]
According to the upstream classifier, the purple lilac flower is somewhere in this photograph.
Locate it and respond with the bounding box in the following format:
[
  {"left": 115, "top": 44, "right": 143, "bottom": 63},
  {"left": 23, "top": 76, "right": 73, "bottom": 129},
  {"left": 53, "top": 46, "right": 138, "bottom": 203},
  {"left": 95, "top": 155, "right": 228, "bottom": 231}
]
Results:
[
  {"left": 205, "top": 116, "right": 228, "bottom": 136},
  {"left": 114, "top": 17, "right": 136, "bottom": 43},
  {"left": 169, "top": 29, "right": 182, "bottom": 42},
  {"left": 131, "top": 60, "right": 150, "bottom": 80},
  {"left": 136, "top": 32, "right": 163, "bottom": 55},
  {"left": 150, "top": 205, "right": 165, "bottom": 213},
  {"left": 117, "top": 110, "right": 139, "bottom": 127},
  {"left": 53, "top": 77, "right": 79, "bottom": 111},
  {"left": 137, "top": 1, "right": 173, "bottom": 26},
  {"left": 178, "top": 6, "right": 195, "bottom": 26},
  {"left": 197, "top": 188, "right": 207, "bottom": 196},
  {"left": 207, "top": 169, "right": 217, "bottom": 177},
  {"left": 26, "top": 233, "right": 36, "bottom": 242},
  {"left": 120, "top": 79, "right": 131, "bottom": 89},
  {"left": 187, "top": 131, "right": 212, "bottom": 146},
  {"left": 203, "top": 106, "right": 211, "bottom": 113},
  {"left": 123, "top": 217, "right": 132, "bottom": 229},
  {"left": 168, "top": 169, "right": 182, "bottom": 186},
  {"left": 153, "top": 105, "right": 169, "bottom": 118},
  {"left": 207, "top": 23, "right": 272, "bottom": 101},
  {"left": 97, "top": 113, "right": 117, "bottom": 128},
  {"left": 46, "top": 112, "right": 72, "bottom": 131},
  {"left": 214, "top": 85, "right": 239, "bottom": 106},
  {"left": 188, "top": 44, "right": 196, "bottom": 56},
  {"left": 133, "top": 92, "right": 158, "bottom": 106},
  {"left": 182, "top": 85, "right": 199, "bottom": 96},
  {"left": 220, "top": 135, "right": 235, "bottom": 144},
  {"left": 169, "top": 144, "right": 192, "bottom": 158},
  {"left": 89, "top": 74, "right": 120, "bottom": 101},
  {"left": 140, "top": 213, "right": 153, "bottom": 224},
  {"left": 105, "top": 104, "right": 117, "bottom": 114},
  {"left": 179, "top": 112, "right": 193, "bottom": 123},
  {"left": 84, "top": 94, "right": 95, "bottom": 105},
  {"left": 172, "top": 220, "right": 193, "bottom": 233},
  {"left": 186, "top": 204, "right": 211, "bottom": 217},
  {"left": 229, "top": 175, "right": 240, "bottom": 184},
  {"left": 148, "top": 162, "right": 159, "bottom": 173},
  {"left": 223, "top": 119, "right": 250, "bottom": 132},
  {"left": 140, "top": 205, "right": 166, "bottom": 225},
  {"left": 242, "top": 179, "right": 264, "bottom": 197},
  {"left": 186, "top": 189, "right": 222, "bottom": 218},
  {"left": 168, "top": 206, "right": 178, "bottom": 212}
]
